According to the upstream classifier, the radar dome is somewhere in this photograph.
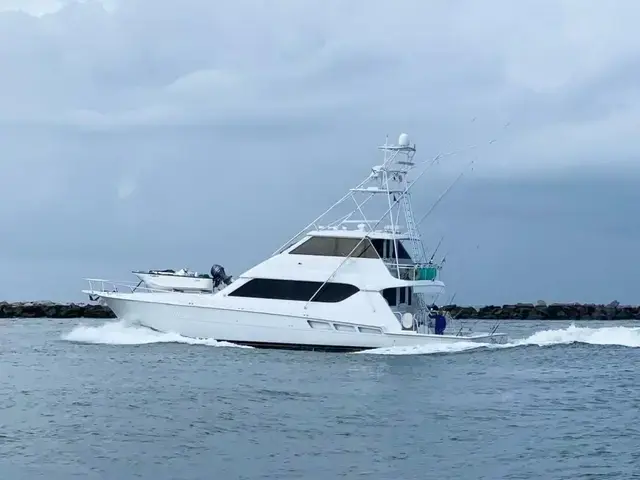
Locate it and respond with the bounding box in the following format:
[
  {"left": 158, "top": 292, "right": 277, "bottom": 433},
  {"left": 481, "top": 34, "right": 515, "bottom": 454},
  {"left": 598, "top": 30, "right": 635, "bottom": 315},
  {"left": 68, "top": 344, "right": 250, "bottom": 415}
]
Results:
[{"left": 398, "top": 133, "right": 410, "bottom": 146}]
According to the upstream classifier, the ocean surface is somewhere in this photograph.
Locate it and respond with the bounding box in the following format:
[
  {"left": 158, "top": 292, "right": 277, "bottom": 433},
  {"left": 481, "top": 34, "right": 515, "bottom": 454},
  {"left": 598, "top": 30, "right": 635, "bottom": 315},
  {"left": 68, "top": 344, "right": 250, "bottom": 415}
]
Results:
[{"left": 1, "top": 318, "right": 639, "bottom": 479}]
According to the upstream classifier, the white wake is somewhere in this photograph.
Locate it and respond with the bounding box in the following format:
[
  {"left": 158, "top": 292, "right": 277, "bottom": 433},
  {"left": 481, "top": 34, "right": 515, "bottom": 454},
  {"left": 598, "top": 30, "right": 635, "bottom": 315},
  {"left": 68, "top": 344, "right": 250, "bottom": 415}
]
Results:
[
  {"left": 61, "top": 320, "right": 251, "bottom": 348},
  {"left": 61, "top": 322, "right": 640, "bottom": 355},
  {"left": 361, "top": 324, "right": 640, "bottom": 355}
]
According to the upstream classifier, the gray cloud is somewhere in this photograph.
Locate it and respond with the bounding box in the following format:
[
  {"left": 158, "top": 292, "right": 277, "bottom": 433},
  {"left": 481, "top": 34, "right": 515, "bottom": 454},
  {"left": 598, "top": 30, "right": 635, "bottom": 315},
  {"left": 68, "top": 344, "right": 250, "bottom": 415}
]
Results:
[{"left": 1, "top": 0, "right": 639, "bottom": 303}]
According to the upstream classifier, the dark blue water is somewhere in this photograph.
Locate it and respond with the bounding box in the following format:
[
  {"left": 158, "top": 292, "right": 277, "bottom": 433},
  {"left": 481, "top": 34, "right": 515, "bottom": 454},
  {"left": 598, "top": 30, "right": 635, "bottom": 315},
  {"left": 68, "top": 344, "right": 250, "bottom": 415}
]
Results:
[{"left": 1, "top": 318, "right": 639, "bottom": 479}]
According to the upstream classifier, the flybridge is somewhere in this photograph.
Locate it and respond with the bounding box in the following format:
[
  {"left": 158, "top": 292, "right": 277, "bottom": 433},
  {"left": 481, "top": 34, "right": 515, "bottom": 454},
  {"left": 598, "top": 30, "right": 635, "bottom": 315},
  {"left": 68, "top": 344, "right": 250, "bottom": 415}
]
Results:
[{"left": 273, "top": 132, "right": 429, "bottom": 263}]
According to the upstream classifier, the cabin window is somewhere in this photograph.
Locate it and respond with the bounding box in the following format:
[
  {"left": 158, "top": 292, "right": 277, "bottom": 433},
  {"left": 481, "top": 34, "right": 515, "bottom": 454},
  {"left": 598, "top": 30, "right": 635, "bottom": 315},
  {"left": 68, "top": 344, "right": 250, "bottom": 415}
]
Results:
[
  {"left": 290, "top": 236, "right": 379, "bottom": 259},
  {"left": 228, "top": 278, "right": 359, "bottom": 303},
  {"left": 388, "top": 240, "right": 412, "bottom": 260},
  {"left": 372, "top": 239, "right": 385, "bottom": 258},
  {"left": 381, "top": 286, "right": 413, "bottom": 307},
  {"left": 371, "top": 239, "right": 412, "bottom": 260},
  {"left": 382, "top": 288, "right": 397, "bottom": 307}
]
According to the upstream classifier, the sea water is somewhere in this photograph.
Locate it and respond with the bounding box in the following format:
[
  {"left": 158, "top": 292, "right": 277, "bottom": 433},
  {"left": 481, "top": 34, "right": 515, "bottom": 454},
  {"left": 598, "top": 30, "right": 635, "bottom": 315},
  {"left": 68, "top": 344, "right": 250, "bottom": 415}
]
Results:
[{"left": 1, "top": 318, "right": 638, "bottom": 479}]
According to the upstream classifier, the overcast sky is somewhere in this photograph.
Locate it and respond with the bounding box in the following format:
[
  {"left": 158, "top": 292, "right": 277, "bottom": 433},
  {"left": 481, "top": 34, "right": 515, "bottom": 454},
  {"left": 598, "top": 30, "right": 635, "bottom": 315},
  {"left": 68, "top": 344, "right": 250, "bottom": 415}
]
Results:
[{"left": 1, "top": 0, "right": 639, "bottom": 305}]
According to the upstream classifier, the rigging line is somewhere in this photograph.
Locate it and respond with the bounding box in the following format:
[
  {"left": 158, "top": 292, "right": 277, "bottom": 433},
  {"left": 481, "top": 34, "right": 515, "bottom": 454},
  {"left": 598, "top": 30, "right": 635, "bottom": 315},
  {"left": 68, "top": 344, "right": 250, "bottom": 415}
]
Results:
[
  {"left": 305, "top": 130, "right": 500, "bottom": 307},
  {"left": 304, "top": 162, "right": 436, "bottom": 308},
  {"left": 276, "top": 127, "right": 460, "bottom": 256},
  {"left": 417, "top": 120, "right": 513, "bottom": 264},
  {"left": 419, "top": 119, "right": 512, "bottom": 167},
  {"left": 271, "top": 175, "right": 372, "bottom": 256},
  {"left": 327, "top": 192, "right": 375, "bottom": 228},
  {"left": 350, "top": 192, "right": 377, "bottom": 230},
  {"left": 415, "top": 159, "right": 474, "bottom": 229},
  {"left": 327, "top": 211, "right": 354, "bottom": 227},
  {"left": 275, "top": 120, "right": 512, "bottom": 258},
  {"left": 281, "top": 150, "right": 440, "bottom": 261},
  {"left": 428, "top": 235, "right": 445, "bottom": 263},
  {"left": 273, "top": 147, "right": 411, "bottom": 256}
]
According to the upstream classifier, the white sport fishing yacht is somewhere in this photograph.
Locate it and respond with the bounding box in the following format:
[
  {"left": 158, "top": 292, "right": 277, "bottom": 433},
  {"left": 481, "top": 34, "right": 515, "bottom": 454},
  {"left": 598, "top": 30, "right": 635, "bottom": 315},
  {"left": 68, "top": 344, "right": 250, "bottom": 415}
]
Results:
[{"left": 83, "top": 133, "right": 507, "bottom": 352}]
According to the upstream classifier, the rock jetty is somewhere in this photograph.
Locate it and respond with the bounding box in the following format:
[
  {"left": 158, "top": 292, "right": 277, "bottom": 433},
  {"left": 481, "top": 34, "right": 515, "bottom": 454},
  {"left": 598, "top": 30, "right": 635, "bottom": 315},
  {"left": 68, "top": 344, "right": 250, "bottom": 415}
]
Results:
[
  {"left": 443, "top": 301, "right": 640, "bottom": 321},
  {"left": 0, "top": 300, "right": 638, "bottom": 320},
  {"left": 0, "top": 301, "right": 115, "bottom": 319}
]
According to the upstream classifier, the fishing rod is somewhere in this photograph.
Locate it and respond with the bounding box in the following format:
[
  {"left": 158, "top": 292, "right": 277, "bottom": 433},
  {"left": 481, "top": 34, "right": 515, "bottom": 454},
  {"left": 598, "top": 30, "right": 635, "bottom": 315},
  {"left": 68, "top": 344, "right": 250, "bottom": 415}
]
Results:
[
  {"left": 428, "top": 235, "right": 445, "bottom": 263},
  {"left": 415, "top": 160, "right": 474, "bottom": 230},
  {"left": 415, "top": 119, "right": 513, "bottom": 229},
  {"left": 417, "top": 119, "right": 513, "bottom": 265},
  {"left": 417, "top": 118, "right": 510, "bottom": 167}
]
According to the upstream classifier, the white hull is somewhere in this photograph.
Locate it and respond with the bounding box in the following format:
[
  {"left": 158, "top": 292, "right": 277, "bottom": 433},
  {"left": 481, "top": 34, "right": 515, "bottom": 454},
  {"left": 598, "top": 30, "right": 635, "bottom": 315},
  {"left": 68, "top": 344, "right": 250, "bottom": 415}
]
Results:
[
  {"left": 89, "top": 291, "right": 507, "bottom": 352},
  {"left": 133, "top": 272, "right": 213, "bottom": 293}
]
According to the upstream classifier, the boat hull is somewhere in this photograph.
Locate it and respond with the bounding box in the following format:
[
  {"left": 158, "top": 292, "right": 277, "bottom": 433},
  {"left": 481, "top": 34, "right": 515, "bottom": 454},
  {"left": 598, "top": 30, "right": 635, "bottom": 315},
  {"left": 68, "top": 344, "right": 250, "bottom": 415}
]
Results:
[{"left": 91, "top": 292, "right": 508, "bottom": 352}]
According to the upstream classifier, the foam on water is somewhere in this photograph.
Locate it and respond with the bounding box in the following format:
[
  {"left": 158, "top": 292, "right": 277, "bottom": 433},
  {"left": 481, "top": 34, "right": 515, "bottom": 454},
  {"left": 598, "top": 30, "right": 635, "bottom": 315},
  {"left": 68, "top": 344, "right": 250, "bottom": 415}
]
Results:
[
  {"left": 362, "top": 324, "right": 640, "bottom": 355},
  {"left": 62, "top": 322, "right": 640, "bottom": 355},
  {"left": 361, "top": 341, "right": 487, "bottom": 356},
  {"left": 517, "top": 324, "right": 640, "bottom": 347},
  {"left": 62, "top": 320, "right": 252, "bottom": 348}
]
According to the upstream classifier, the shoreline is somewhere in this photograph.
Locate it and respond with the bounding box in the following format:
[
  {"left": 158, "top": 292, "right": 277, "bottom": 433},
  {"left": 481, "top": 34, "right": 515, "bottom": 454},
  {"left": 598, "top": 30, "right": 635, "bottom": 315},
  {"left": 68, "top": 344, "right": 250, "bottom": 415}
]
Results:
[{"left": 0, "top": 301, "right": 638, "bottom": 320}]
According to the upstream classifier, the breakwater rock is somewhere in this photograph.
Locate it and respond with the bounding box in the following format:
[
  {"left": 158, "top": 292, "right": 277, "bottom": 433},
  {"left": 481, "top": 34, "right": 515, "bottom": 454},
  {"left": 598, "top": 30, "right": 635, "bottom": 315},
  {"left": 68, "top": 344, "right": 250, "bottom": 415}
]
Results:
[
  {"left": 0, "top": 301, "right": 638, "bottom": 320},
  {"left": 0, "top": 301, "right": 115, "bottom": 319},
  {"left": 442, "top": 302, "right": 640, "bottom": 321}
]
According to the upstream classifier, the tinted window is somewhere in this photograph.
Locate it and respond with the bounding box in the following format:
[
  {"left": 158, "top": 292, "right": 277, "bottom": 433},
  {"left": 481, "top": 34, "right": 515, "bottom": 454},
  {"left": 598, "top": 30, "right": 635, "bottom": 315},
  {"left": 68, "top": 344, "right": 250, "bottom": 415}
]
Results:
[
  {"left": 290, "top": 236, "right": 379, "bottom": 258},
  {"left": 382, "top": 287, "right": 397, "bottom": 306},
  {"left": 382, "top": 287, "right": 413, "bottom": 307},
  {"left": 397, "top": 242, "right": 412, "bottom": 260},
  {"left": 370, "top": 239, "right": 412, "bottom": 260},
  {"left": 388, "top": 240, "right": 412, "bottom": 260},
  {"left": 372, "top": 239, "right": 385, "bottom": 258},
  {"left": 228, "top": 278, "right": 359, "bottom": 303}
]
